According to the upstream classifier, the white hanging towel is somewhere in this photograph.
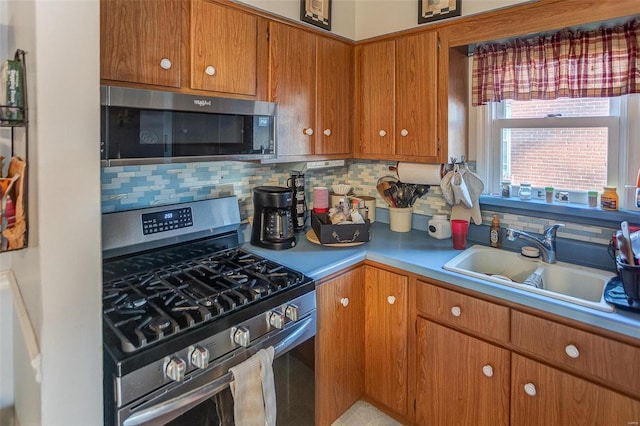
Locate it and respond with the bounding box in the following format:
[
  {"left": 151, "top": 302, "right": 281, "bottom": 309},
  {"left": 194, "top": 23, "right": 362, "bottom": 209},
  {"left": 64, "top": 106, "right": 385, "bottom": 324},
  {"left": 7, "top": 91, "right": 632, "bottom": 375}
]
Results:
[
  {"left": 258, "top": 347, "right": 276, "bottom": 425},
  {"left": 229, "top": 346, "right": 276, "bottom": 426}
]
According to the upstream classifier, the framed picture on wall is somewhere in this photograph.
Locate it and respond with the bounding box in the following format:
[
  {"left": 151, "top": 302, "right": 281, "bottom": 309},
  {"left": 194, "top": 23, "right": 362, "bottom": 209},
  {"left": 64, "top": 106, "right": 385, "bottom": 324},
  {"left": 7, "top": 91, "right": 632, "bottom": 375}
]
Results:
[
  {"left": 300, "top": 0, "right": 331, "bottom": 31},
  {"left": 418, "top": 0, "right": 461, "bottom": 24}
]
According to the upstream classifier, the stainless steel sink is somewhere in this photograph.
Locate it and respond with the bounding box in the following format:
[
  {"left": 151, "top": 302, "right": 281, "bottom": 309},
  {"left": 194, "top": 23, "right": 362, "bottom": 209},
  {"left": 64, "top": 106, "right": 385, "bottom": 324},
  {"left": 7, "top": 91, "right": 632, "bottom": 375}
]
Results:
[{"left": 443, "top": 245, "right": 616, "bottom": 312}]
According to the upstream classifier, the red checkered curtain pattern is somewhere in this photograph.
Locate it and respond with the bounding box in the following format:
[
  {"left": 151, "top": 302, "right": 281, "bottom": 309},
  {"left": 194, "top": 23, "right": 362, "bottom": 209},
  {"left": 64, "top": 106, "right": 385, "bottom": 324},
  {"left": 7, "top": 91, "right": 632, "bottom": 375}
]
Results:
[{"left": 471, "top": 19, "right": 640, "bottom": 106}]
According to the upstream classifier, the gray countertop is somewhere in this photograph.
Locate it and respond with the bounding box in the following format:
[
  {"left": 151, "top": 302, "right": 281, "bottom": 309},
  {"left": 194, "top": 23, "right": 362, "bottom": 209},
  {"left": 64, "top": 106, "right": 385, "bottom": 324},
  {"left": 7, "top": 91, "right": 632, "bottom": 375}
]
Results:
[{"left": 242, "top": 222, "right": 640, "bottom": 341}]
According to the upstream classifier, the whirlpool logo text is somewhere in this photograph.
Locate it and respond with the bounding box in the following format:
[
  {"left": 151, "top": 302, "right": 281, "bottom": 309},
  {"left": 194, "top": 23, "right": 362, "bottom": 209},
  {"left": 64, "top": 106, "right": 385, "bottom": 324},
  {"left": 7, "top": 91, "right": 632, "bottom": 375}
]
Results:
[{"left": 193, "top": 99, "right": 212, "bottom": 106}]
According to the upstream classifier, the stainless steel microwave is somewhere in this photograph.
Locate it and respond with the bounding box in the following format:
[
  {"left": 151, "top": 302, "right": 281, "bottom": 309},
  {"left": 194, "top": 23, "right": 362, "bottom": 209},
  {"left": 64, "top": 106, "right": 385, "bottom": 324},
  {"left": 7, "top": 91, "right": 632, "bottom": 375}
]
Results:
[{"left": 100, "top": 86, "right": 277, "bottom": 166}]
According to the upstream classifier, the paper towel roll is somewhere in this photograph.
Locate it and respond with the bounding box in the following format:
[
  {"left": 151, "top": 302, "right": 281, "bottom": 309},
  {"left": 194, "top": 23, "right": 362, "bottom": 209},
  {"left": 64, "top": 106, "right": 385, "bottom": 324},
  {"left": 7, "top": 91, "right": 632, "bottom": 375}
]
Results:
[{"left": 396, "top": 162, "right": 444, "bottom": 185}]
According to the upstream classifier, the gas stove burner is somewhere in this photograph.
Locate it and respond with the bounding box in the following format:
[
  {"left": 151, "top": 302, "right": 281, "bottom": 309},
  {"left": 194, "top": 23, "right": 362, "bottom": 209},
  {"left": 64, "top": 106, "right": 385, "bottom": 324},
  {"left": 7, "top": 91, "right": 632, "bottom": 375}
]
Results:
[
  {"left": 227, "top": 273, "right": 249, "bottom": 284},
  {"left": 120, "top": 294, "right": 148, "bottom": 310},
  {"left": 148, "top": 317, "right": 172, "bottom": 334}
]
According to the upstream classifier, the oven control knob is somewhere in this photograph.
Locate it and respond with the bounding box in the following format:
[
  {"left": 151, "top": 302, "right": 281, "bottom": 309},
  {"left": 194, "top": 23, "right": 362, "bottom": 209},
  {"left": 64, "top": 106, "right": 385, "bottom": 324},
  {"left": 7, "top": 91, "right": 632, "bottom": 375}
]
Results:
[
  {"left": 190, "top": 345, "right": 210, "bottom": 369},
  {"left": 267, "top": 310, "right": 285, "bottom": 329},
  {"left": 231, "top": 326, "right": 250, "bottom": 347},
  {"left": 285, "top": 304, "right": 299, "bottom": 322},
  {"left": 165, "top": 356, "right": 186, "bottom": 382}
]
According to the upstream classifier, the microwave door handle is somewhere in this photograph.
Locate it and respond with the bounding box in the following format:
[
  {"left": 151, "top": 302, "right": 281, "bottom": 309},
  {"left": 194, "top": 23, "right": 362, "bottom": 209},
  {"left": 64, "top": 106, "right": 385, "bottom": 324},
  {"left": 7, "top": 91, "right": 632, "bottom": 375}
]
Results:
[{"left": 122, "top": 315, "right": 313, "bottom": 426}]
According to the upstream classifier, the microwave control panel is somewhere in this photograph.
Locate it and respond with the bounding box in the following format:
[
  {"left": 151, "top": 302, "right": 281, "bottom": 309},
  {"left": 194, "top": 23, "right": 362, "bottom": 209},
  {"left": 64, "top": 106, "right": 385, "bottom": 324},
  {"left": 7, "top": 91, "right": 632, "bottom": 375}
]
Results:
[{"left": 141, "top": 207, "right": 193, "bottom": 235}]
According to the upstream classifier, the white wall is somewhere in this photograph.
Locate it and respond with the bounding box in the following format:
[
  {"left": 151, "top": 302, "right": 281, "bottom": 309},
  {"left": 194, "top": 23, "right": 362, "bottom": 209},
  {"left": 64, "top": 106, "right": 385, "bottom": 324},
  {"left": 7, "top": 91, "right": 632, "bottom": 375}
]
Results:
[
  {"left": 0, "top": 1, "right": 11, "bottom": 420},
  {"left": 239, "top": 0, "right": 356, "bottom": 39},
  {"left": 355, "top": 0, "right": 532, "bottom": 40},
  {"left": 0, "top": 281, "right": 14, "bottom": 426},
  {"left": 238, "top": 0, "right": 531, "bottom": 40},
  {"left": 4, "top": 0, "right": 103, "bottom": 425}
]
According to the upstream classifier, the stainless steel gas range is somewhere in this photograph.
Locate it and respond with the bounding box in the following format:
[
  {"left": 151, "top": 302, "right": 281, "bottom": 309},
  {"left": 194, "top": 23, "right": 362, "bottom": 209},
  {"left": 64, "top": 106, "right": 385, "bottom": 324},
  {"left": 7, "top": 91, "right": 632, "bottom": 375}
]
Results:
[{"left": 101, "top": 197, "right": 316, "bottom": 426}]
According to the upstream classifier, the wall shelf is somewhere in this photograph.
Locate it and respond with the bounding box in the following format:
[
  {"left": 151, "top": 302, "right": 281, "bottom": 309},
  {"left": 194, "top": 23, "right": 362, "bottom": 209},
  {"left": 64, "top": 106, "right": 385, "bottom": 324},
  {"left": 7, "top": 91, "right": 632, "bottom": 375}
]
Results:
[{"left": 0, "top": 49, "right": 29, "bottom": 251}]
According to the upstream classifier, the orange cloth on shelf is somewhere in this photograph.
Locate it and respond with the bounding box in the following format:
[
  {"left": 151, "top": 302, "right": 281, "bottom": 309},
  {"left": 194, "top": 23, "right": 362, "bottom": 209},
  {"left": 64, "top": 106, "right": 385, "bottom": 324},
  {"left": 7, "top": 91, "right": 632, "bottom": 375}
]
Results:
[{"left": 3, "top": 156, "right": 26, "bottom": 249}]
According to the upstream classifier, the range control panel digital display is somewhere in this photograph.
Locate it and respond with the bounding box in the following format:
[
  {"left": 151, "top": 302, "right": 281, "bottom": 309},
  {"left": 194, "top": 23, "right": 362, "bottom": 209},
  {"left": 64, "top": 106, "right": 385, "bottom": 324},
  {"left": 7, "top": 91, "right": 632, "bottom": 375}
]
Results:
[{"left": 141, "top": 207, "right": 193, "bottom": 235}]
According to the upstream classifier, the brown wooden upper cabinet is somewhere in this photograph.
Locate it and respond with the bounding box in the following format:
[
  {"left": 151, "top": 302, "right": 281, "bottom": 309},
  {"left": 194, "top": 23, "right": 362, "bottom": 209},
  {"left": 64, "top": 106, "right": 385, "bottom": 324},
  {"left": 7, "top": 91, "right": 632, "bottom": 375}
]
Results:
[
  {"left": 356, "top": 31, "right": 466, "bottom": 163},
  {"left": 101, "top": 0, "right": 268, "bottom": 99},
  {"left": 101, "top": 0, "right": 182, "bottom": 88},
  {"left": 268, "top": 22, "right": 353, "bottom": 161},
  {"left": 190, "top": 0, "right": 268, "bottom": 98}
]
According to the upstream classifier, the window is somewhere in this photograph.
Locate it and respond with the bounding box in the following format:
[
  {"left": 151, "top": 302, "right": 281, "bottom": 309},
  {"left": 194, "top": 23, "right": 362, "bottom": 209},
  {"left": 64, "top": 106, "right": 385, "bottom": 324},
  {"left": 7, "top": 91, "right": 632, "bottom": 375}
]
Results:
[
  {"left": 474, "top": 94, "right": 640, "bottom": 208},
  {"left": 470, "top": 18, "right": 640, "bottom": 209}
]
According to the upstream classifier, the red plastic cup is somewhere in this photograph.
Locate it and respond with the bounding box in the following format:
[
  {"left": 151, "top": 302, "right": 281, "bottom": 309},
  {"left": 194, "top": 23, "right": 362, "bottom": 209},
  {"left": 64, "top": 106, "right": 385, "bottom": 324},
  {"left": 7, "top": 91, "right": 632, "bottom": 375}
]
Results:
[{"left": 451, "top": 219, "right": 469, "bottom": 250}]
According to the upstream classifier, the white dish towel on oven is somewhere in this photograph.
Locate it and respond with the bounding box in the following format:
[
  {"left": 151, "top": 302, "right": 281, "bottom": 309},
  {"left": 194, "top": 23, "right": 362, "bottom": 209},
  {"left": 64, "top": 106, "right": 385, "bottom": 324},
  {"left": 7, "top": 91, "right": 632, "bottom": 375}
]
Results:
[{"left": 229, "top": 346, "right": 276, "bottom": 426}]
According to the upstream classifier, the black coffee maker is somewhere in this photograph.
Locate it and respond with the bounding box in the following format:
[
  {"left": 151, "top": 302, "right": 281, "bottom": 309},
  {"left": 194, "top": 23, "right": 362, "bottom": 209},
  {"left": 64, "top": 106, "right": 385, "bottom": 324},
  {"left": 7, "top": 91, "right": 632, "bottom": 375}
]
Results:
[{"left": 250, "top": 186, "right": 296, "bottom": 250}]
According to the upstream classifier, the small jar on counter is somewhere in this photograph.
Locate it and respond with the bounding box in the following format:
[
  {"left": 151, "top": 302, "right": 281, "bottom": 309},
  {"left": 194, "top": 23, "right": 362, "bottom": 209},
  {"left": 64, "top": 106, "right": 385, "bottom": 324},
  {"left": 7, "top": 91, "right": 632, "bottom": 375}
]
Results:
[
  {"left": 587, "top": 190, "right": 598, "bottom": 208},
  {"left": 428, "top": 214, "right": 452, "bottom": 239},
  {"left": 545, "top": 187, "right": 554, "bottom": 203},
  {"left": 518, "top": 182, "right": 532, "bottom": 200},
  {"left": 601, "top": 186, "right": 618, "bottom": 210},
  {"left": 501, "top": 180, "right": 512, "bottom": 198}
]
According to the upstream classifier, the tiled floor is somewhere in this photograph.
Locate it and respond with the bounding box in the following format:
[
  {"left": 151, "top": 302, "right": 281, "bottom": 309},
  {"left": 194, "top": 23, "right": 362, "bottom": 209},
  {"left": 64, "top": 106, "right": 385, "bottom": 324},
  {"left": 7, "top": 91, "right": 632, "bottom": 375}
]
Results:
[{"left": 332, "top": 400, "right": 404, "bottom": 426}]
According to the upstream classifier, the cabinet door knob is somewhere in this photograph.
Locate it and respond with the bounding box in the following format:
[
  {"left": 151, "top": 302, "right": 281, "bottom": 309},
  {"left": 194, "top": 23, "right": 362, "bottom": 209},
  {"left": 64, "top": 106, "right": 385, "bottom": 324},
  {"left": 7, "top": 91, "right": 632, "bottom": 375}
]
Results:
[
  {"left": 400, "top": 129, "right": 409, "bottom": 137},
  {"left": 160, "top": 58, "right": 172, "bottom": 70},
  {"left": 205, "top": 65, "right": 216, "bottom": 76},
  {"left": 303, "top": 128, "right": 314, "bottom": 136},
  {"left": 565, "top": 344, "right": 580, "bottom": 359},
  {"left": 323, "top": 128, "right": 332, "bottom": 136},
  {"left": 450, "top": 306, "right": 461, "bottom": 317},
  {"left": 524, "top": 383, "right": 537, "bottom": 397},
  {"left": 482, "top": 365, "right": 494, "bottom": 377},
  {"left": 387, "top": 295, "right": 396, "bottom": 305},
  {"left": 340, "top": 297, "right": 349, "bottom": 307},
  {"left": 378, "top": 130, "right": 386, "bottom": 137}
]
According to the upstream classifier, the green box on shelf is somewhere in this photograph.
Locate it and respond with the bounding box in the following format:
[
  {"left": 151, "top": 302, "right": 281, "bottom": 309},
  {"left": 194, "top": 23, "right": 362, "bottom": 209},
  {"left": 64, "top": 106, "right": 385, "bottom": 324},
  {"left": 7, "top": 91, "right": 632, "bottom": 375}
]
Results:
[{"left": 2, "top": 59, "right": 23, "bottom": 123}]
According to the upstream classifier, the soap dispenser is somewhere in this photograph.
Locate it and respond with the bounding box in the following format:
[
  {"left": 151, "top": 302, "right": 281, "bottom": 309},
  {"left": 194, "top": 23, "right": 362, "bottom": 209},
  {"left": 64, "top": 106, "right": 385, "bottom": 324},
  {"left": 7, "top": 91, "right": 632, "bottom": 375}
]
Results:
[{"left": 490, "top": 214, "right": 501, "bottom": 248}]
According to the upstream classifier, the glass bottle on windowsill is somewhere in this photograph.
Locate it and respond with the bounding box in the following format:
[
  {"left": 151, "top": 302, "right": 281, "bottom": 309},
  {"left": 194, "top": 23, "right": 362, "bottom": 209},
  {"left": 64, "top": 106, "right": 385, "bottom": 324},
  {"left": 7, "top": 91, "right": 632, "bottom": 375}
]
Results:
[
  {"left": 601, "top": 186, "right": 618, "bottom": 210},
  {"left": 518, "top": 182, "right": 532, "bottom": 200},
  {"left": 501, "top": 180, "right": 512, "bottom": 198}
]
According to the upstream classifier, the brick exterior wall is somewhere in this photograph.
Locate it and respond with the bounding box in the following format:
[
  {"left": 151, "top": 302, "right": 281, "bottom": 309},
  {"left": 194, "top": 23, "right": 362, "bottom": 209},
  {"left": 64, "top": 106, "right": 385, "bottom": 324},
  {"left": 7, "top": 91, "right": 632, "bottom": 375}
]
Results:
[{"left": 504, "top": 99, "right": 610, "bottom": 191}]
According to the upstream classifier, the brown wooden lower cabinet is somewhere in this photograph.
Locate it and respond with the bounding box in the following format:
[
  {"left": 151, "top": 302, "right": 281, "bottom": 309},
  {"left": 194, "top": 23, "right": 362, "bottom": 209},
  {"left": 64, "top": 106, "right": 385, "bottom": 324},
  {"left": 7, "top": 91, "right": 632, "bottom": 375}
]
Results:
[
  {"left": 511, "top": 354, "right": 640, "bottom": 426},
  {"left": 316, "top": 267, "right": 365, "bottom": 426},
  {"left": 317, "top": 269, "right": 640, "bottom": 425},
  {"left": 415, "top": 318, "right": 510, "bottom": 426},
  {"left": 364, "top": 266, "right": 409, "bottom": 416}
]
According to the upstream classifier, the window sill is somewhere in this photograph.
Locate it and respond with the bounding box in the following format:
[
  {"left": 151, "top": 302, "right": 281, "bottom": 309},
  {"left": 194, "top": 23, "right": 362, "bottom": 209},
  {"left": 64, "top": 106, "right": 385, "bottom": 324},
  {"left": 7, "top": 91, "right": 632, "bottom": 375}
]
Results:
[{"left": 479, "top": 195, "right": 640, "bottom": 228}]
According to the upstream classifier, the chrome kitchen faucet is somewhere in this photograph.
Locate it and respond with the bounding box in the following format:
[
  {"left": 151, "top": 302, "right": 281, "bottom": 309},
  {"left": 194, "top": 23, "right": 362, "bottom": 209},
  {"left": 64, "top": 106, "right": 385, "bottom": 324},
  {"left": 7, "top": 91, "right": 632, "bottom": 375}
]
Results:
[{"left": 506, "top": 224, "right": 565, "bottom": 264}]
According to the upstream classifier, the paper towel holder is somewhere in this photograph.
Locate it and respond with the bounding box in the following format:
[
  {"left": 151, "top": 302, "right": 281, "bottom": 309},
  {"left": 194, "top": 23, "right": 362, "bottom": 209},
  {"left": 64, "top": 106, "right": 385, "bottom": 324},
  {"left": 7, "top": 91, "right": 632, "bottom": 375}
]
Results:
[{"left": 388, "top": 162, "right": 447, "bottom": 182}]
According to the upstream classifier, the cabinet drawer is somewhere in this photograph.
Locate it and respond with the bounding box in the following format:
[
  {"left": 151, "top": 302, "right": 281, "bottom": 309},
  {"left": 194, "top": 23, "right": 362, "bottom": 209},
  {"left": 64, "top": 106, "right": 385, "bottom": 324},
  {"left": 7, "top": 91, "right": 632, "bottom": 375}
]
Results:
[
  {"left": 511, "top": 310, "right": 640, "bottom": 396},
  {"left": 416, "top": 280, "right": 509, "bottom": 342}
]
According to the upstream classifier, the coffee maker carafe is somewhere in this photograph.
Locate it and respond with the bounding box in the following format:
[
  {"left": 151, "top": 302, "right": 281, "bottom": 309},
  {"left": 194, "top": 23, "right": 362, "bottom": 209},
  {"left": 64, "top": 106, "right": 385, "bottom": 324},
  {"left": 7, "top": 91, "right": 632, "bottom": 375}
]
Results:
[{"left": 250, "top": 186, "right": 296, "bottom": 250}]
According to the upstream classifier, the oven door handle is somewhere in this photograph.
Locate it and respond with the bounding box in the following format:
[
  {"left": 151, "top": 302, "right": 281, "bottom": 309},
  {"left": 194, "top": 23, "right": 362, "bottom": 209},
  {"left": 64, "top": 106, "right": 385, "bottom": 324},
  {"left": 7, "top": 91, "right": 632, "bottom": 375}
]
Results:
[{"left": 122, "top": 315, "right": 314, "bottom": 426}]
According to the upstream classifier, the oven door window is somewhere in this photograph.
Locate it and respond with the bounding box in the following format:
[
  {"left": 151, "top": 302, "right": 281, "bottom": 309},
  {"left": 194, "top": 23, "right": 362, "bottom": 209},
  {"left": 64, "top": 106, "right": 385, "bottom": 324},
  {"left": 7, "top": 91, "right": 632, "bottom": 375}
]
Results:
[
  {"left": 101, "top": 106, "right": 274, "bottom": 160},
  {"left": 165, "top": 345, "right": 315, "bottom": 426}
]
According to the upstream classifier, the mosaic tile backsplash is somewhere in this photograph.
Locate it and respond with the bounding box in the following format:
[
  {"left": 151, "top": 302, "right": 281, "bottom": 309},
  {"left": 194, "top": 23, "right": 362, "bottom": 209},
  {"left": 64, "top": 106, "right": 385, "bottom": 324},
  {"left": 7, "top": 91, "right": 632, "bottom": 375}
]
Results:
[{"left": 101, "top": 160, "right": 616, "bottom": 246}]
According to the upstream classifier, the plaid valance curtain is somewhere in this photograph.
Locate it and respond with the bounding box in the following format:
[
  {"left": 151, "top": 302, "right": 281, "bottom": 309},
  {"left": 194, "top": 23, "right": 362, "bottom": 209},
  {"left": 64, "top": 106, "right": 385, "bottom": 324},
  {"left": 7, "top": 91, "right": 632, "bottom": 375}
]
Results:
[{"left": 472, "top": 19, "right": 640, "bottom": 106}]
